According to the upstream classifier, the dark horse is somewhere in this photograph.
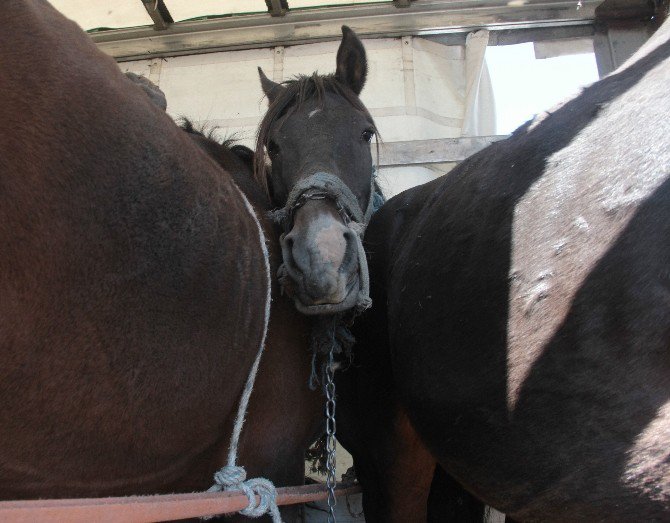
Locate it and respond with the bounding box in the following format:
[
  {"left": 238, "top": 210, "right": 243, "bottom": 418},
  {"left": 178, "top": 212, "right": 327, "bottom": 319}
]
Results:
[
  {"left": 252, "top": 26, "right": 483, "bottom": 522},
  {"left": 0, "top": 0, "right": 273, "bottom": 503},
  {"left": 336, "top": 18, "right": 670, "bottom": 523},
  {"left": 255, "top": 26, "right": 378, "bottom": 317}
]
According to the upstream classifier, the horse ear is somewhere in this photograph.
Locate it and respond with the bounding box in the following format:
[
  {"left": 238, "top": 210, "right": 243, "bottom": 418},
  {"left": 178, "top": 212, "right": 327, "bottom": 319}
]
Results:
[
  {"left": 335, "top": 25, "right": 367, "bottom": 95},
  {"left": 258, "top": 67, "right": 284, "bottom": 103},
  {"left": 125, "top": 72, "right": 167, "bottom": 111}
]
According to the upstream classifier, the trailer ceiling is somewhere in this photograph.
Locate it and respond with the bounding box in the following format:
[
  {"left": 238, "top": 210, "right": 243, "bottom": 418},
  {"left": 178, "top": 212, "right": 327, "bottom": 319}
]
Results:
[
  {"left": 48, "top": 0, "right": 655, "bottom": 61},
  {"left": 49, "top": 0, "right": 395, "bottom": 31}
]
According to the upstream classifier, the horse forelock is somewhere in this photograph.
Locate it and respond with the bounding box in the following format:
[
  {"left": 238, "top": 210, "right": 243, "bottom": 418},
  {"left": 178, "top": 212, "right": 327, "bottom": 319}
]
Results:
[{"left": 253, "top": 73, "right": 379, "bottom": 198}]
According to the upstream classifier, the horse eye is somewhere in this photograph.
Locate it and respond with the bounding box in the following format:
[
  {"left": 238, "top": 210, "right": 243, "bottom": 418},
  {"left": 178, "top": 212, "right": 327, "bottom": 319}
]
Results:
[
  {"left": 362, "top": 129, "right": 374, "bottom": 143},
  {"left": 267, "top": 140, "right": 280, "bottom": 157}
]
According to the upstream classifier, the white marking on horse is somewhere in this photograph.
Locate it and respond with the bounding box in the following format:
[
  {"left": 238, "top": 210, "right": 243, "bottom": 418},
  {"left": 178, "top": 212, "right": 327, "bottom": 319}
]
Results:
[
  {"left": 573, "top": 216, "right": 589, "bottom": 230},
  {"left": 308, "top": 109, "right": 321, "bottom": 119}
]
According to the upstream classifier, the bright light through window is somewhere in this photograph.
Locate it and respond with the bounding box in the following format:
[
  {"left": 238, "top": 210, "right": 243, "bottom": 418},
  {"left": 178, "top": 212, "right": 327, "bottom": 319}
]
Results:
[{"left": 485, "top": 42, "right": 599, "bottom": 135}]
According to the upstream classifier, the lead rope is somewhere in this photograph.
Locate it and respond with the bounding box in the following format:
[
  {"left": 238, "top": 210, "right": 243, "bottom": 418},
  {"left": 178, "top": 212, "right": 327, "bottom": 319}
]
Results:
[{"left": 204, "top": 191, "right": 282, "bottom": 523}]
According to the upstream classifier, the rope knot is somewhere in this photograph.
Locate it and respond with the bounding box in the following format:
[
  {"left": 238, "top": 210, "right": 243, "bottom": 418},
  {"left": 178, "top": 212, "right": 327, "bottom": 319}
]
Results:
[
  {"left": 267, "top": 207, "right": 289, "bottom": 226},
  {"left": 239, "top": 478, "right": 280, "bottom": 519},
  {"left": 207, "top": 466, "right": 283, "bottom": 522},
  {"left": 212, "top": 465, "right": 246, "bottom": 489}
]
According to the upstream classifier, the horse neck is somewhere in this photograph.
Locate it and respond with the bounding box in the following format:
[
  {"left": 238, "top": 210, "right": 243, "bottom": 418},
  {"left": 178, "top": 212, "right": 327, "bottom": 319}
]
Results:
[
  {"left": 192, "top": 135, "right": 272, "bottom": 214},
  {"left": 228, "top": 163, "right": 273, "bottom": 215}
]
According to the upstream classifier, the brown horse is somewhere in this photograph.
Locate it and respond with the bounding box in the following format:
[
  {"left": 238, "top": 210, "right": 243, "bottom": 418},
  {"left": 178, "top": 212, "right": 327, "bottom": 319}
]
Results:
[
  {"left": 336, "top": 17, "right": 670, "bottom": 523},
  {"left": 0, "top": 0, "right": 272, "bottom": 505}
]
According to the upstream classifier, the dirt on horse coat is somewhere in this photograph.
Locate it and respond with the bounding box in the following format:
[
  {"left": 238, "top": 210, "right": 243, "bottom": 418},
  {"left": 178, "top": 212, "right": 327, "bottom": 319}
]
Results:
[
  {"left": 336, "top": 18, "right": 670, "bottom": 523},
  {"left": 0, "top": 0, "right": 270, "bottom": 500}
]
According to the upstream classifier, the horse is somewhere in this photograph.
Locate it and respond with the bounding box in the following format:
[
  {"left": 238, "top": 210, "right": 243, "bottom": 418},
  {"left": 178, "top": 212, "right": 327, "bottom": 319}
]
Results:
[
  {"left": 0, "top": 0, "right": 272, "bottom": 505},
  {"left": 335, "top": 17, "right": 670, "bottom": 523}
]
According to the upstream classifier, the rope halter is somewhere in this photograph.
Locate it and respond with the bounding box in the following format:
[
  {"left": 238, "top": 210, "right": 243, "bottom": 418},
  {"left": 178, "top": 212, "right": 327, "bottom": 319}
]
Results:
[{"left": 269, "top": 172, "right": 376, "bottom": 315}]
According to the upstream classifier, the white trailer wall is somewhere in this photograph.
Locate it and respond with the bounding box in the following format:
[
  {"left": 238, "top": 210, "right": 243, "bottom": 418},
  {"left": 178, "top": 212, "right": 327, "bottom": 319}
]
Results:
[{"left": 120, "top": 33, "right": 495, "bottom": 197}]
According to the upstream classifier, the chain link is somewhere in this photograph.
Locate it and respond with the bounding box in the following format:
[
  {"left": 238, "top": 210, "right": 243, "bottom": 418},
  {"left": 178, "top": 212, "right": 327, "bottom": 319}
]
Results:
[{"left": 325, "top": 346, "right": 337, "bottom": 523}]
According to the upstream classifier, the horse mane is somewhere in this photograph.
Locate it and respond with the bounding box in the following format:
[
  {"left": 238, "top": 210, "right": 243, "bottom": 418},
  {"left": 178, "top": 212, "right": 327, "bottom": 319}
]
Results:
[
  {"left": 177, "top": 117, "right": 238, "bottom": 149},
  {"left": 254, "top": 73, "right": 380, "bottom": 197},
  {"left": 179, "top": 117, "right": 272, "bottom": 210}
]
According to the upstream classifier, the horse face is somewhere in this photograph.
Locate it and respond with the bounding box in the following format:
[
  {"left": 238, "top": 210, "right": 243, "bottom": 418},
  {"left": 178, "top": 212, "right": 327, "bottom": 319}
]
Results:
[{"left": 258, "top": 26, "right": 375, "bottom": 315}]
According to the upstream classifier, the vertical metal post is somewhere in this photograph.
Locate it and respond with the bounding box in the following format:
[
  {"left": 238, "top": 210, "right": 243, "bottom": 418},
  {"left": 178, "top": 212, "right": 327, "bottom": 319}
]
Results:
[
  {"left": 140, "top": 0, "right": 173, "bottom": 31},
  {"left": 592, "top": 0, "right": 658, "bottom": 77}
]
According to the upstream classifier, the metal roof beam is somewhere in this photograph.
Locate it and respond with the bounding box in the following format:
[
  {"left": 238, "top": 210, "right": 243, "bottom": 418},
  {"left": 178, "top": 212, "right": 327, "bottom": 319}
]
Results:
[
  {"left": 140, "top": 0, "right": 174, "bottom": 31},
  {"left": 96, "top": 0, "right": 602, "bottom": 61}
]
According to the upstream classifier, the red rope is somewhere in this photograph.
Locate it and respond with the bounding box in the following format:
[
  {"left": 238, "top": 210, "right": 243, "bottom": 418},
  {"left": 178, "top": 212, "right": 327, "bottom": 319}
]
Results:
[{"left": 0, "top": 482, "right": 361, "bottom": 522}]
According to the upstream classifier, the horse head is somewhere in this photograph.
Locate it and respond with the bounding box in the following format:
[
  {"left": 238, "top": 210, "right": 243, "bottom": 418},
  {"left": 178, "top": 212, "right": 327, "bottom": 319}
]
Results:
[{"left": 256, "top": 26, "right": 377, "bottom": 316}]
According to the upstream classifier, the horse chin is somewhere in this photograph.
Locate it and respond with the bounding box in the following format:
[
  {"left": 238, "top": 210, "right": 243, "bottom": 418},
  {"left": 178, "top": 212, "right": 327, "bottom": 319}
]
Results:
[{"left": 292, "top": 277, "right": 361, "bottom": 316}]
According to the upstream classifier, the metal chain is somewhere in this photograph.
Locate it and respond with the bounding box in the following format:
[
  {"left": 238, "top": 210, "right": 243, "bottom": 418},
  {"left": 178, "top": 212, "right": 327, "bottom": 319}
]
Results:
[{"left": 325, "top": 345, "right": 337, "bottom": 523}]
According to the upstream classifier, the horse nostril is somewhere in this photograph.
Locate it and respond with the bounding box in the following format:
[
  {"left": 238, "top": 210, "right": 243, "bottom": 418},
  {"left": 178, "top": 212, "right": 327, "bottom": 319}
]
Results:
[
  {"left": 341, "top": 229, "right": 359, "bottom": 271},
  {"left": 285, "top": 235, "right": 295, "bottom": 251},
  {"left": 283, "top": 233, "right": 305, "bottom": 273}
]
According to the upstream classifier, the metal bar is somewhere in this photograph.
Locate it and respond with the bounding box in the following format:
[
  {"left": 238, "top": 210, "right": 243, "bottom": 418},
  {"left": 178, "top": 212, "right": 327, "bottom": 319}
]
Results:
[
  {"left": 0, "top": 483, "right": 361, "bottom": 523},
  {"left": 593, "top": 23, "right": 654, "bottom": 76},
  {"left": 93, "top": 0, "right": 601, "bottom": 61},
  {"left": 140, "top": 0, "right": 173, "bottom": 31},
  {"left": 377, "top": 136, "right": 508, "bottom": 167},
  {"left": 592, "top": 1, "right": 658, "bottom": 78}
]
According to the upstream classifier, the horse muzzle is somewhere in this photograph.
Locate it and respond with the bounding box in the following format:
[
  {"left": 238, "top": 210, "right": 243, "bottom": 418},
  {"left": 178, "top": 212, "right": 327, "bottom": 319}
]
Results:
[{"left": 278, "top": 200, "right": 364, "bottom": 315}]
